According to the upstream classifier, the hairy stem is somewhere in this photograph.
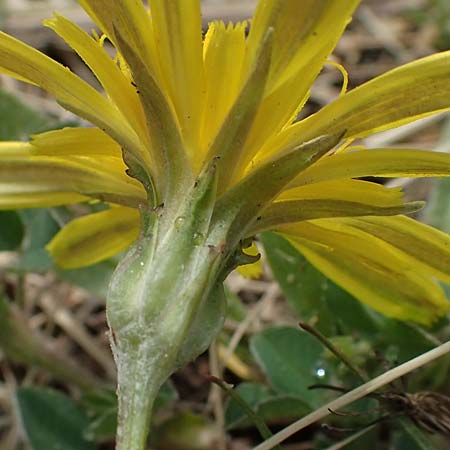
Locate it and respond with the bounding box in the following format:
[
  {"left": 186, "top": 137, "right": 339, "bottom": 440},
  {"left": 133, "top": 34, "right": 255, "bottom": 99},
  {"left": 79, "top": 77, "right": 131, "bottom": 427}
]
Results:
[{"left": 114, "top": 339, "right": 170, "bottom": 450}]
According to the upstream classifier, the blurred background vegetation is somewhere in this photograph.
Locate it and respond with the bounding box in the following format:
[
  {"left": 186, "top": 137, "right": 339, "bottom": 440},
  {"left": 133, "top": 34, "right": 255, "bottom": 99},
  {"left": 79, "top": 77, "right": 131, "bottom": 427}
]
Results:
[{"left": 0, "top": 1, "right": 450, "bottom": 449}]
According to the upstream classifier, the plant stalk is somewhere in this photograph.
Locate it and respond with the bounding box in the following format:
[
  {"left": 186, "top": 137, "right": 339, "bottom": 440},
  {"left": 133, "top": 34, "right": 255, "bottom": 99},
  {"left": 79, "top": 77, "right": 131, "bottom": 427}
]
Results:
[
  {"left": 107, "top": 162, "right": 232, "bottom": 450},
  {"left": 114, "top": 340, "right": 169, "bottom": 450}
]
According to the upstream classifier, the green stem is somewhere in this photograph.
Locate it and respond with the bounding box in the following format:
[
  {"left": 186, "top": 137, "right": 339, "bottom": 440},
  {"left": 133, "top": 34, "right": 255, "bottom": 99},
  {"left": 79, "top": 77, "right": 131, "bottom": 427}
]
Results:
[
  {"left": 107, "top": 162, "right": 232, "bottom": 450},
  {"left": 114, "top": 341, "right": 168, "bottom": 450},
  {"left": 109, "top": 264, "right": 225, "bottom": 450}
]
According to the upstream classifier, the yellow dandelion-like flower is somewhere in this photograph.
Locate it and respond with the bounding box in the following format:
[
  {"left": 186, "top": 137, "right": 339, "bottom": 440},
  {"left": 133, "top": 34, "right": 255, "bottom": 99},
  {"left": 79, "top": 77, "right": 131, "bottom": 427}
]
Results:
[
  {"left": 1, "top": 1, "right": 449, "bottom": 323},
  {"left": 2, "top": 2, "right": 450, "bottom": 447}
]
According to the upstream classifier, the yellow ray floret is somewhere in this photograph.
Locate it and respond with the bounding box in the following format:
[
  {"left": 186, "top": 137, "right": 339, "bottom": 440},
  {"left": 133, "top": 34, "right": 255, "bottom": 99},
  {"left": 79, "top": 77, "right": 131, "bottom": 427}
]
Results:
[
  {"left": 277, "top": 179, "right": 404, "bottom": 206},
  {"left": 149, "top": 0, "right": 204, "bottom": 155},
  {"left": 78, "top": 0, "right": 159, "bottom": 80},
  {"left": 0, "top": 32, "right": 143, "bottom": 162},
  {"left": 237, "top": 0, "right": 360, "bottom": 176},
  {"left": 281, "top": 221, "right": 449, "bottom": 325},
  {"left": 44, "top": 14, "right": 149, "bottom": 158},
  {"left": 292, "top": 149, "right": 450, "bottom": 187},
  {"left": 31, "top": 128, "right": 122, "bottom": 157},
  {"left": 201, "top": 21, "right": 247, "bottom": 161},
  {"left": 47, "top": 206, "right": 140, "bottom": 269},
  {"left": 0, "top": 141, "right": 145, "bottom": 208},
  {"left": 0, "top": 0, "right": 450, "bottom": 329},
  {"left": 333, "top": 216, "right": 450, "bottom": 285},
  {"left": 261, "top": 51, "right": 450, "bottom": 163}
]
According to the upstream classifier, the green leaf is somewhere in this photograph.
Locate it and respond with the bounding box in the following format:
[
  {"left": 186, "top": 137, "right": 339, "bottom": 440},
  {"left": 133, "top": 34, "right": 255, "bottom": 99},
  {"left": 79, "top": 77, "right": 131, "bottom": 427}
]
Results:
[
  {"left": 0, "top": 210, "right": 24, "bottom": 250},
  {"left": 154, "top": 380, "right": 179, "bottom": 411},
  {"left": 57, "top": 260, "right": 117, "bottom": 297},
  {"left": 82, "top": 382, "right": 179, "bottom": 442},
  {"left": 81, "top": 389, "right": 117, "bottom": 442},
  {"left": 261, "top": 232, "right": 334, "bottom": 332},
  {"left": 0, "top": 89, "right": 53, "bottom": 140},
  {"left": 392, "top": 417, "right": 438, "bottom": 450},
  {"left": 324, "top": 283, "right": 381, "bottom": 336},
  {"left": 225, "top": 287, "right": 247, "bottom": 322},
  {"left": 261, "top": 232, "right": 379, "bottom": 335},
  {"left": 225, "top": 382, "right": 311, "bottom": 430},
  {"left": 425, "top": 178, "right": 450, "bottom": 234},
  {"left": 379, "top": 320, "right": 436, "bottom": 363},
  {"left": 224, "top": 382, "right": 271, "bottom": 429},
  {"left": 18, "top": 209, "right": 60, "bottom": 271},
  {"left": 424, "top": 117, "right": 450, "bottom": 234},
  {"left": 152, "top": 412, "right": 216, "bottom": 450},
  {"left": 16, "top": 387, "right": 95, "bottom": 450},
  {"left": 250, "top": 326, "right": 330, "bottom": 407}
]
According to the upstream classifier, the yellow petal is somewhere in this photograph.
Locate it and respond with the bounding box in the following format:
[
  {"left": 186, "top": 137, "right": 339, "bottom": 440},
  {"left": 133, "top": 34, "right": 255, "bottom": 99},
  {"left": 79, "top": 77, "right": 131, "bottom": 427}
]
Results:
[
  {"left": 238, "top": 0, "right": 359, "bottom": 175},
  {"left": 336, "top": 216, "right": 450, "bottom": 285},
  {"left": 280, "top": 222, "right": 449, "bottom": 325},
  {"left": 206, "top": 27, "right": 273, "bottom": 191},
  {"left": 149, "top": 0, "right": 204, "bottom": 153},
  {"left": 114, "top": 29, "right": 190, "bottom": 202},
  {"left": 0, "top": 192, "right": 87, "bottom": 209},
  {"left": 0, "top": 142, "right": 145, "bottom": 207},
  {"left": 43, "top": 14, "right": 150, "bottom": 160},
  {"left": 0, "top": 142, "right": 31, "bottom": 157},
  {"left": 278, "top": 179, "right": 405, "bottom": 206},
  {"left": 0, "top": 31, "right": 143, "bottom": 161},
  {"left": 78, "top": 0, "right": 160, "bottom": 79},
  {"left": 265, "top": 51, "right": 450, "bottom": 160},
  {"left": 31, "top": 127, "right": 122, "bottom": 157},
  {"left": 47, "top": 206, "right": 140, "bottom": 269},
  {"left": 247, "top": 0, "right": 358, "bottom": 82},
  {"left": 237, "top": 242, "right": 263, "bottom": 279},
  {"left": 253, "top": 179, "right": 417, "bottom": 232},
  {"left": 200, "top": 21, "right": 247, "bottom": 161},
  {"left": 292, "top": 149, "right": 450, "bottom": 187}
]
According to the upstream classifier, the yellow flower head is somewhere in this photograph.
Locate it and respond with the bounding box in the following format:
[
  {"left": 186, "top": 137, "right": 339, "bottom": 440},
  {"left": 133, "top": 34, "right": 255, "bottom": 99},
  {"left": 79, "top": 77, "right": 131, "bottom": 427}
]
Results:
[{"left": 1, "top": 0, "right": 450, "bottom": 324}]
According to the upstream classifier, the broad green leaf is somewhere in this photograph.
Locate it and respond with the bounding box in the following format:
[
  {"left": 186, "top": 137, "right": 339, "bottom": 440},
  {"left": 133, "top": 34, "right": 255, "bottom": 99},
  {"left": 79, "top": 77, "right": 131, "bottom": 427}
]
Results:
[
  {"left": 261, "top": 232, "right": 379, "bottom": 335},
  {"left": 152, "top": 412, "right": 216, "bottom": 450},
  {"left": 225, "top": 382, "right": 311, "bottom": 430},
  {"left": 392, "top": 417, "right": 438, "bottom": 450},
  {"left": 81, "top": 389, "right": 117, "bottom": 442},
  {"left": 250, "top": 326, "right": 330, "bottom": 407},
  {"left": 16, "top": 387, "right": 95, "bottom": 450},
  {"left": 18, "top": 209, "right": 60, "bottom": 271},
  {"left": 424, "top": 116, "right": 450, "bottom": 233},
  {"left": 0, "top": 210, "right": 23, "bottom": 250},
  {"left": 324, "top": 283, "right": 381, "bottom": 336},
  {"left": 0, "top": 88, "right": 53, "bottom": 140},
  {"left": 82, "top": 382, "right": 179, "bottom": 442},
  {"left": 379, "top": 320, "right": 436, "bottom": 363},
  {"left": 225, "top": 287, "right": 248, "bottom": 322},
  {"left": 425, "top": 178, "right": 450, "bottom": 234},
  {"left": 261, "top": 232, "right": 334, "bottom": 332},
  {"left": 224, "top": 382, "right": 271, "bottom": 429},
  {"left": 57, "top": 260, "right": 117, "bottom": 297}
]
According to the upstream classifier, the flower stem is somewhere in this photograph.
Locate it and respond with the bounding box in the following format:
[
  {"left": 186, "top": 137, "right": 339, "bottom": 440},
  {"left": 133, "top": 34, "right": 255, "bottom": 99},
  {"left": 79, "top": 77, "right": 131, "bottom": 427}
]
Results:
[
  {"left": 114, "top": 339, "right": 169, "bottom": 450},
  {"left": 107, "top": 161, "right": 232, "bottom": 450}
]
